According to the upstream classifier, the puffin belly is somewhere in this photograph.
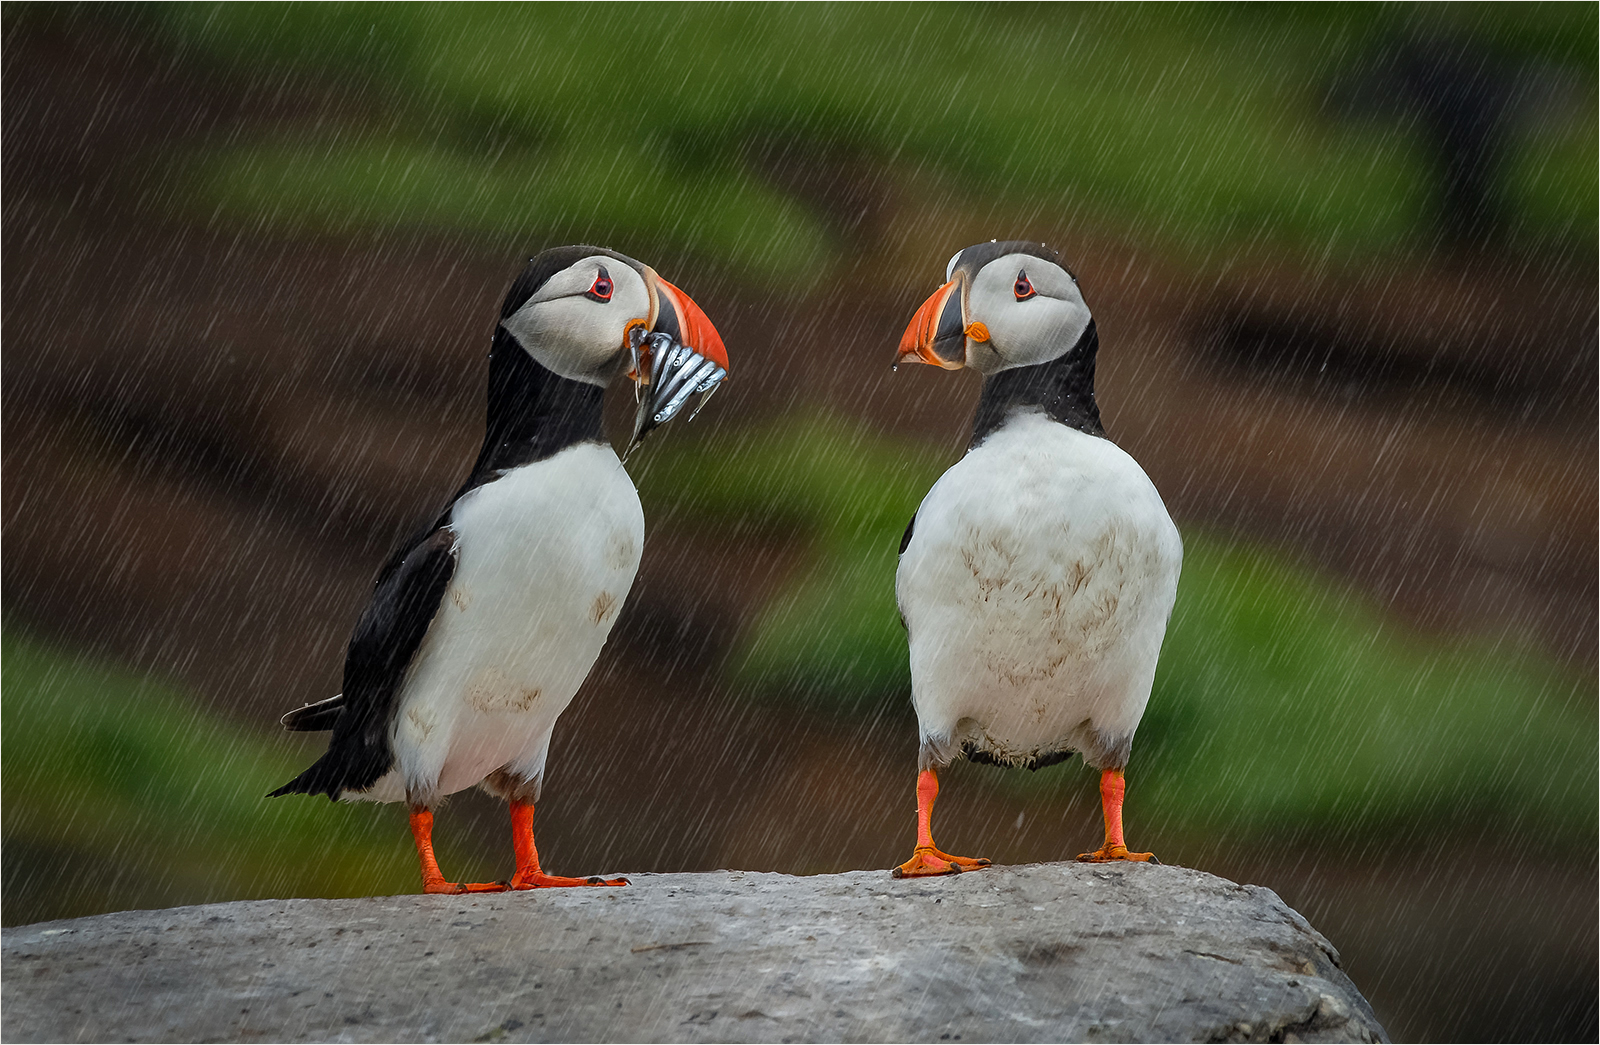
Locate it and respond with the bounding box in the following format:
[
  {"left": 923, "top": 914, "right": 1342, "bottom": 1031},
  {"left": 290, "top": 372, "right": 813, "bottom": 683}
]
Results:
[
  {"left": 389, "top": 444, "right": 644, "bottom": 802},
  {"left": 899, "top": 414, "right": 1181, "bottom": 766}
]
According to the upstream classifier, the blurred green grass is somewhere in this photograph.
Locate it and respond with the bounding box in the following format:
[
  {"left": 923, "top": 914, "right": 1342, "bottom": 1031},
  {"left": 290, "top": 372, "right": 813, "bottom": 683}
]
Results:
[
  {"left": 190, "top": 137, "right": 835, "bottom": 285},
  {"left": 3, "top": 408, "right": 1587, "bottom": 921},
  {"left": 640, "top": 411, "right": 1599, "bottom": 846},
  {"left": 1140, "top": 538, "right": 1596, "bottom": 843},
  {"left": 144, "top": 2, "right": 1595, "bottom": 279},
  {"left": 1, "top": 630, "right": 422, "bottom": 925},
  {"left": 5, "top": 413, "right": 1593, "bottom": 927}
]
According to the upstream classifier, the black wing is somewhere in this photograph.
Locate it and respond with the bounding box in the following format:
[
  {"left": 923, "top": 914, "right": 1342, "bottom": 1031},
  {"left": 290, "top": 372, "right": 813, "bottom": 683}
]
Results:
[
  {"left": 269, "top": 526, "right": 458, "bottom": 800},
  {"left": 896, "top": 510, "right": 917, "bottom": 631}
]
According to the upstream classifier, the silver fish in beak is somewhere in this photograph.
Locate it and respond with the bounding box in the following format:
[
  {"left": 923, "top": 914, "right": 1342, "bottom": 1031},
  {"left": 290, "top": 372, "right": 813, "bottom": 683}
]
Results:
[
  {"left": 622, "top": 273, "right": 729, "bottom": 460},
  {"left": 627, "top": 331, "right": 725, "bottom": 455}
]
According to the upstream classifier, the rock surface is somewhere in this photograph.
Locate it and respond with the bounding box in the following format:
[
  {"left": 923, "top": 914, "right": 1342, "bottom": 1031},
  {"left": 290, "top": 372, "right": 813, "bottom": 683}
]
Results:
[{"left": 3, "top": 862, "right": 1387, "bottom": 1043}]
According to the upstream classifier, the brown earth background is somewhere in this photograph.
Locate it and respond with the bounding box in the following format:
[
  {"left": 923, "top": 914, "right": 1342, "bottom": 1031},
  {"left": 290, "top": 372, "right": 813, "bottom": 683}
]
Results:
[{"left": 3, "top": 9, "right": 1596, "bottom": 1042}]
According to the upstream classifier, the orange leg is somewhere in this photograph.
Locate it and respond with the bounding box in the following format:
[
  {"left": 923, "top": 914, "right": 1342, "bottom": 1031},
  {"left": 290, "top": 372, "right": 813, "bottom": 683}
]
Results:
[
  {"left": 409, "top": 809, "right": 507, "bottom": 894},
  {"left": 508, "top": 800, "right": 628, "bottom": 889},
  {"left": 1077, "top": 768, "right": 1158, "bottom": 863},
  {"left": 893, "top": 768, "right": 992, "bottom": 878}
]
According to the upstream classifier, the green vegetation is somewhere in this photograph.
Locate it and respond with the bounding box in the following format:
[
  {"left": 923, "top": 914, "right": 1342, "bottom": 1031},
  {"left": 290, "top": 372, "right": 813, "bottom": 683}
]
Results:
[
  {"left": 637, "top": 411, "right": 939, "bottom": 703},
  {"left": 5, "top": 413, "right": 1591, "bottom": 926},
  {"left": 143, "top": 3, "right": 1594, "bottom": 281},
  {"left": 641, "top": 411, "right": 1598, "bottom": 845},
  {"left": 190, "top": 137, "right": 833, "bottom": 286},
  {"left": 1139, "top": 538, "right": 1595, "bottom": 842},
  {"left": 1, "top": 631, "right": 422, "bottom": 925}
]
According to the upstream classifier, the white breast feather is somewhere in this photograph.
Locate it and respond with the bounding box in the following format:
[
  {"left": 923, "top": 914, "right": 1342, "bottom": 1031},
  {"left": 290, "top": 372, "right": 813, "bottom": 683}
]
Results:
[
  {"left": 352, "top": 443, "right": 643, "bottom": 803},
  {"left": 897, "top": 411, "right": 1182, "bottom": 768}
]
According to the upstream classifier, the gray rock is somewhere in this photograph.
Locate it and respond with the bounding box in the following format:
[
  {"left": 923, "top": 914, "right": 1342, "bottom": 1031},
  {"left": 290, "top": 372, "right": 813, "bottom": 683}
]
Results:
[{"left": 2, "top": 862, "right": 1387, "bottom": 1043}]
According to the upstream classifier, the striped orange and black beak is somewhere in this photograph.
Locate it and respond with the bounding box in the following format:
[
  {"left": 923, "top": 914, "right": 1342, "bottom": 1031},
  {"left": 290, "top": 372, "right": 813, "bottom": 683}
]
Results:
[
  {"left": 648, "top": 274, "right": 728, "bottom": 373},
  {"left": 896, "top": 277, "right": 969, "bottom": 370},
  {"left": 626, "top": 270, "right": 729, "bottom": 456}
]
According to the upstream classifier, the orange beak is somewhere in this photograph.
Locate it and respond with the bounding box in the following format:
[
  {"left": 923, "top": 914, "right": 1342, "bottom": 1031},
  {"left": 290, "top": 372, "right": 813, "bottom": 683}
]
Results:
[
  {"left": 650, "top": 276, "right": 728, "bottom": 373},
  {"left": 626, "top": 270, "right": 730, "bottom": 457},
  {"left": 897, "top": 278, "right": 967, "bottom": 370}
]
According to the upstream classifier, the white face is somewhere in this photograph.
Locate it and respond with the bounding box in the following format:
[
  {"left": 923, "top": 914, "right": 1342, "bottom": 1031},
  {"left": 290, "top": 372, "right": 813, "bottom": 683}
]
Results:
[
  {"left": 499, "top": 255, "right": 652, "bottom": 385},
  {"left": 962, "top": 253, "right": 1091, "bottom": 375}
]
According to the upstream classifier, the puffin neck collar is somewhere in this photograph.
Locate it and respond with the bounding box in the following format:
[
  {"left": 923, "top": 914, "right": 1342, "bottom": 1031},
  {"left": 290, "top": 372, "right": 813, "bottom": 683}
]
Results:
[
  {"left": 967, "top": 320, "right": 1105, "bottom": 449},
  {"left": 453, "top": 327, "right": 610, "bottom": 497}
]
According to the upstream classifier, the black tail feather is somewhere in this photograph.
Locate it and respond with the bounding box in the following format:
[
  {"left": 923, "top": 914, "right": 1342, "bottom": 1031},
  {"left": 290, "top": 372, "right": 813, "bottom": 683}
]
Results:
[
  {"left": 280, "top": 694, "right": 345, "bottom": 732},
  {"left": 268, "top": 731, "right": 395, "bottom": 800},
  {"left": 267, "top": 754, "right": 347, "bottom": 800}
]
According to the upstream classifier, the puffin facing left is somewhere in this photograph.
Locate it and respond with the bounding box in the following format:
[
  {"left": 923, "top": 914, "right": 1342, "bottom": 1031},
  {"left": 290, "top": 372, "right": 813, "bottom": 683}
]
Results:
[{"left": 270, "top": 245, "right": 728, "bottom": 893}]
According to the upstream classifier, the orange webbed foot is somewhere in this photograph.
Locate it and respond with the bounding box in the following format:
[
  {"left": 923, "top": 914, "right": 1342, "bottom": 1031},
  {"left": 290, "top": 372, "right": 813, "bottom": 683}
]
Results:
[
  {"left": 1076, "top": 844, "right": 1160, "bottom": 864},
  {"left": 422, "top": 879, "right": 510, "bottom": 894},
  {"left": 930, "top": 847, "right": 991, "bottom": 870},
  {"left": 893, "top": 846, "right": 990, "bottom": 878},
  {"left": 892, "top": 769, "right": 993, "bottom": 879},
  {"left": 510, "top": 871, "right": 629, "bottom": 890}
]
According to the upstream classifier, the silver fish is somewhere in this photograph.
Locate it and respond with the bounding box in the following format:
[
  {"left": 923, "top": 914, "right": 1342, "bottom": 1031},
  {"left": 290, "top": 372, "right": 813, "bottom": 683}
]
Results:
[{"left": 625, "top": 331, "right": 726, "bottom": 459}]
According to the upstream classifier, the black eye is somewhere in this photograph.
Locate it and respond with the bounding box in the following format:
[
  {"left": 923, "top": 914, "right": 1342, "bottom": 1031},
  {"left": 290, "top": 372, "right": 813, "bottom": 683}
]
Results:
[
  {"left": 1014, "top": 269, "right": 1036, "bottom": 301},
  {"left": 585, "top": 266, "right": 614, "bottom": 303}
]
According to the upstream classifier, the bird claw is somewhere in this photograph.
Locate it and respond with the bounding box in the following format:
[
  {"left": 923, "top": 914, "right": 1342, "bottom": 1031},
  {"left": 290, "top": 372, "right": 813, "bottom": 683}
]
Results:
[
  {"left": 893, "top": 846, "right": 990, "bottom": 878},
  {"left": 422, "top": 879, "right": 509, "bottom": 894},
  {"left": 510, "top": 871, "right": 629, "bottom": 889},
  {"left": 1076, "top": 845, "right": 1159, "bottom": 864},
  {"left": 932, "top": 848, "right": 991, "bottom": 870}
]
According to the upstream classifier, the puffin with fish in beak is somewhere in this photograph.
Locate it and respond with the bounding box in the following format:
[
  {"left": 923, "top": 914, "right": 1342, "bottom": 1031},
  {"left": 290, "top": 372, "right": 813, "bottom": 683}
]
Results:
[
  {"left": 271, "top": 245, "right": 728, "bottom": 893},
  {"left": 890, "top": 240, "right": 1182, "bottom": 877}
]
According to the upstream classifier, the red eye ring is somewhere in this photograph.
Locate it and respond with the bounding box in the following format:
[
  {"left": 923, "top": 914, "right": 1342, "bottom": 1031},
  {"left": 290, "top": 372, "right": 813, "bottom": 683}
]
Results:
[
  {"left": 1014, "top": 269, "right": 1036, "bottom": 301},
  {"left": 585, "top": 265, "right": 614, "bottom": 303}
]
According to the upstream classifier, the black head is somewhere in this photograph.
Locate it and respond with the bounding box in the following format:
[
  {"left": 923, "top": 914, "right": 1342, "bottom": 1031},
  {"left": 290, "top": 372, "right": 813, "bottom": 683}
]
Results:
[{"left": 900, "top": 240, "right": 1091, "bottom": 376}]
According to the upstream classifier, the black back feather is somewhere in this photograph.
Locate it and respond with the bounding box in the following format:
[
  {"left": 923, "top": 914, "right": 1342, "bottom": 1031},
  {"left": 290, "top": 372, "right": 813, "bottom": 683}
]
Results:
[{"left": 269, "top": 528, "right": 458, "bottom": 799}]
